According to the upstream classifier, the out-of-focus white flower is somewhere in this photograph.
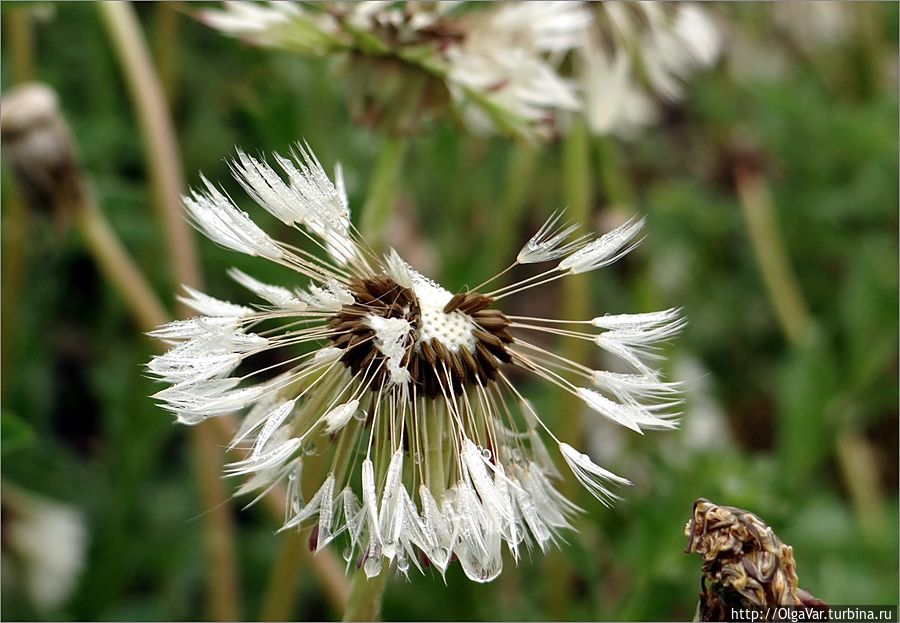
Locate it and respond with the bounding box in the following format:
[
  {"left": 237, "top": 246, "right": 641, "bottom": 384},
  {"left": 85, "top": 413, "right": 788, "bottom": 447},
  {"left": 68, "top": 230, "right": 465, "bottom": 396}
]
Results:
[
  {"left": 580, "top": 2, "right": 722, "bottom": 137},
  {"left": 148, "top": 143, "right": 683, "bottom": 582},
  {"left": 200, "top": 1, "right": 588, "bottom": 138},
  {"left": 672, "top": 355, "right": 730, "bottom": 453},
  {"left": 445, "top": 2, "right": 589, "bottom": 136},
  {"left": 200, "top": 1, "right": 721, "bottom": 139},
  {"left": 773, "top": 1, "right": 853, "bottom": 53},
  {"left": 1, "top": 485, "right": 87, "bottom": 610}
]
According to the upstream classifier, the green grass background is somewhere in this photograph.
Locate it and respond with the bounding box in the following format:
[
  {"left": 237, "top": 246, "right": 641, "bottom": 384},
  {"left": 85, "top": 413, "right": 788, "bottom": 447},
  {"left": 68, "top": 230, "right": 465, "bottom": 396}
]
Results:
[{"left": 1, "top": 2, "right": 897, "bottom": 621}]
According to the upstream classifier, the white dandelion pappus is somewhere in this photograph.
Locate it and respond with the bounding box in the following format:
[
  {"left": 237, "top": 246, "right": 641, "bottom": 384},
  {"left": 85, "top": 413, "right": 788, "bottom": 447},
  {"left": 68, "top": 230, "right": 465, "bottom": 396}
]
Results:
[
  {"left": 199, "top": 1, "right": 589, "bottom": 139},
  {"left": 580, "top": 2, "right": 722, "bottom": 136},
  {"left": 148, "top": 143, "right": 684, "bottom": 583}
]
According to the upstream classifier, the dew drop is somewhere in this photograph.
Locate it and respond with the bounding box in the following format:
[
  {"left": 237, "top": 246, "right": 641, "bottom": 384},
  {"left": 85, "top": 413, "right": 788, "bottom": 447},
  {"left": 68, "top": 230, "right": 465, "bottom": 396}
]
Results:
[
  {"left": 342, "top": 547, "right": 353, "bottom": 562},
  {"left": 481, "top": 448, "right": 492, "bottom": 460},
  {"left": 363, "top": 555, "right": 382, "bottom": 579}
]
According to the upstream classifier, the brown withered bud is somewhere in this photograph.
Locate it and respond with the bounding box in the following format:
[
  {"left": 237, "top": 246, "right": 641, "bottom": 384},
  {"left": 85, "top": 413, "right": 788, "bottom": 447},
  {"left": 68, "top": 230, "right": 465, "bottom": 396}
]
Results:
[
  {"left": 1, "top": 82, "right": 86, "bottom": 220},
  {"left": 684, "top": 498, "right": 827, "bottom": 622}
]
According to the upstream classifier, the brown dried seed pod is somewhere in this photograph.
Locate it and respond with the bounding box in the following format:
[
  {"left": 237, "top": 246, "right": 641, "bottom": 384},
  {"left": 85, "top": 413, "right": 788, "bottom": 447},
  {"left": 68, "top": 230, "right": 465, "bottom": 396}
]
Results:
[
  {"left": 684, "top": 498, "right": 826, "bottom": 622},
  {"left": 442, "top": 292, "right": 468, "bottom": 314}
]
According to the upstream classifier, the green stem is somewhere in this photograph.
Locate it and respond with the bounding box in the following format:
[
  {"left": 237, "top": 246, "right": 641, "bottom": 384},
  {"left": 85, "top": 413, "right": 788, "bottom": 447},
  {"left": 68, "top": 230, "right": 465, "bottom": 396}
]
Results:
[
  {"left": 261, "top": 531, "right": 307, "bottom": 621},
  {"left": 1, "top": 9, "right": 36, "bottom": 402},
  {"left": 424, "top": 400, "right": 445, "bottom": 500},
  {"left": 98, "top": 1, "right": 202, "bottom": 298},
  {"left": 152, "top": 1, "right": 182, "bottom": 105},
  {"left": 99, "top": 6, "right": 241, "bottom": 618},
  {"left": 835, "top": 429, "right": 888, "bottom": 544},
  {"left": 543, "top": 118, "right": 593, "bottom": 619},
  {"left": 8, "top": 9, "right": 34, "bottom": 83},
  {"left": 75, "top": 203, "right": 170, "bottom": 332},
  {"left": 342, "top": 568, "right": 389, "bottom": 622},
  {"left": 594, "top": 136, "right": 634, "bottom": 210},
  {"left": 558, "top": 118, "right": 592, "bottom": 457},
  {"left": 735, "top": 165, "right": 886, "bottom": 547},
  {"left": 360, "top": 135, "right": 408, "bottom": 246},
  {"left": 735, "top": 165, "right": 811, "bottom": 347},
  {"left": 0, "top": 190, "right": 29, "bottom": 401}
]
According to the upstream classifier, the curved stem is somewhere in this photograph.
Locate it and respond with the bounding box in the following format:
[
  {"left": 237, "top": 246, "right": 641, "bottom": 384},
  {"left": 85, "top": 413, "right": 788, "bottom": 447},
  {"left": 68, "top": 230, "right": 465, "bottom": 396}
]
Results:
[
  {"left": 98, "top": 1, "right": 201, "bottom": 297},
  {"left": 76, "top": 203, "right": 169, "bottom": 331},
  {"left": 735, "top": 165, "right": 811, "bottom": 346},
  {"left": 98, "top": 5, "right": 239, "bottom": 619}
]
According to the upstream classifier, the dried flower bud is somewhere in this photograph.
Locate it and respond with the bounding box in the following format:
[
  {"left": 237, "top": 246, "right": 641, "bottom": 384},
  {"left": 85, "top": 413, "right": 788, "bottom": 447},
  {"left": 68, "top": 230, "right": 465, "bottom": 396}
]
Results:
[
  {"left": 684, "top": 498, "right": 827, "bottom": 621},
  {"left": 0, "top": 82, "right": 85, "bottom": 218}
]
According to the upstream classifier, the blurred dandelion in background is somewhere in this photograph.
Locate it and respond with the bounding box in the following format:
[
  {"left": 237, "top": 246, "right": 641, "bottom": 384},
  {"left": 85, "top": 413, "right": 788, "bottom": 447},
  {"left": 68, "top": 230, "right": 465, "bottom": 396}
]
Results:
[
  {"left": 147, "top": 144, "right": 683, "bottom": 582},
  {"left": 1, "top": 485, "right": 87, "bottom": 613},
  {"left": 198, "top": 1, "right": 721, "bottom": 139}
]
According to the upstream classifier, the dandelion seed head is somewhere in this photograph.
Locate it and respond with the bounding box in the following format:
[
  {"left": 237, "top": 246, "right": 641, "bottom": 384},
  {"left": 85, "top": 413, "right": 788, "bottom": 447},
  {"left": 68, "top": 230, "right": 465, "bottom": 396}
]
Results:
[{"left": 148, "top": 143, "right": 684, "bottom": 582}]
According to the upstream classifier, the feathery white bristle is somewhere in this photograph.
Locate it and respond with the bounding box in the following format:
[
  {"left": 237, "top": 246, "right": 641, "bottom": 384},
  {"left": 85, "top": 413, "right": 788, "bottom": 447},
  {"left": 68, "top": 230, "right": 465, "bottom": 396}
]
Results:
[
  {"left": 576, "top": 387, "right": 644, "bottom": 433},
  {"left": 517, "top": 211, "right": 589, "bottom": 264},
  {"left": 557, "top": 216, "right": 645, "bottom": 274},
  {"left": 227, "top": 268, "right": 306, "bottom": 310},
  {"left": 297, "top": 279, "right": 354, "bottom": 312},
  {"left": 251, "top": 399, "right": 297, "bottom": 459},
  {"left": 177, "top": 286, "right": 254, "bottom": 318},
  {"left": 184, "top": 176, "right": 283, "bottom": 259},
  {"left": 558, "top": 443, "right": 629, "bottom": 505}
]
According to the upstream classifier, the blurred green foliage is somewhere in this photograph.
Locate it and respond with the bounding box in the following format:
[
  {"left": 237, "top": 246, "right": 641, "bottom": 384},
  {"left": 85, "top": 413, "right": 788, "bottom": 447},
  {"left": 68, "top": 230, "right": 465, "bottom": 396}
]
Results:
[{"left": 1, "top": 2, "right": 897, "bottom": 621}]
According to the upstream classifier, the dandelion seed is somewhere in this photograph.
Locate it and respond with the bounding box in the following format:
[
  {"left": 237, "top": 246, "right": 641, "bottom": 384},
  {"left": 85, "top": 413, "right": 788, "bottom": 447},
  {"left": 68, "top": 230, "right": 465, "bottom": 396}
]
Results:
[{"left": 148, "top": 143, "right": 683, "bottom": 582}]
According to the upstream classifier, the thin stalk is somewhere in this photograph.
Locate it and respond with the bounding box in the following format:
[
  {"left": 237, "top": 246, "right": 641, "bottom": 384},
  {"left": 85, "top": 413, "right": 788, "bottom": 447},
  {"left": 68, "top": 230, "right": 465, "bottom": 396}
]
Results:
[
  {"left": 255, "top": 482, "right": 352, "bottom": 613},
  {"left": 342, "top": 568, "right": 389, "bottom": 622},
  {"left": 99, "top": 5, "right": 238, "bottom": 618},
  {"left": 8, "top": 9, "right": 34, "bottom": 83},
  {"left": 261, "top": 531, "right": 308, "bottom": 621},
  {"left": 75, "top": 198, "right": 240, "bottom": 620},
  {"left": 835, "top": 429, "right": 888, "bottom": 544},
  {"left": 98, "top": 2, "right": 201, "bottom": 297},
  {"left": 152, "top": 1, "right": 181, "bottom": 105},
  {"left": 559, "top": 118, "right": 592, "bottom": 465},
  {"left": 734, "top": 165, "right": 811, "bottom": 346},
  {"left": 0, "top": 191, "right": 30, "bottom": 400},
  {"left": 2, "top": 9, "right": 35, "bottom": 400},
  {"left": 543, "top": 118, "right": 592, "bottom": 618},
  {"left": 735, "top": 164, "right": 884, "bottom": 545},
  {"left": 75, "top": 204, "right": 169, "bottom": 331},
  {"left": 360, "top": 135, "right": 407, "bottom": 246},
  {"left": 594, "top": 136, "right": 634, "bottom": 210}
]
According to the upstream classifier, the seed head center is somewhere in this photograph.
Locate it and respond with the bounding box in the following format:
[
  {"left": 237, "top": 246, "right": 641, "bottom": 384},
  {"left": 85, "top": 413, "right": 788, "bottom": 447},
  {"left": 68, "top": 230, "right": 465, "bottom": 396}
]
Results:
[
  {"left": 330, "top": 274, "right": 514, "bottom": 398},
  {"left": 417, "top": 304, "right": 477, "bottom": 353}
]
